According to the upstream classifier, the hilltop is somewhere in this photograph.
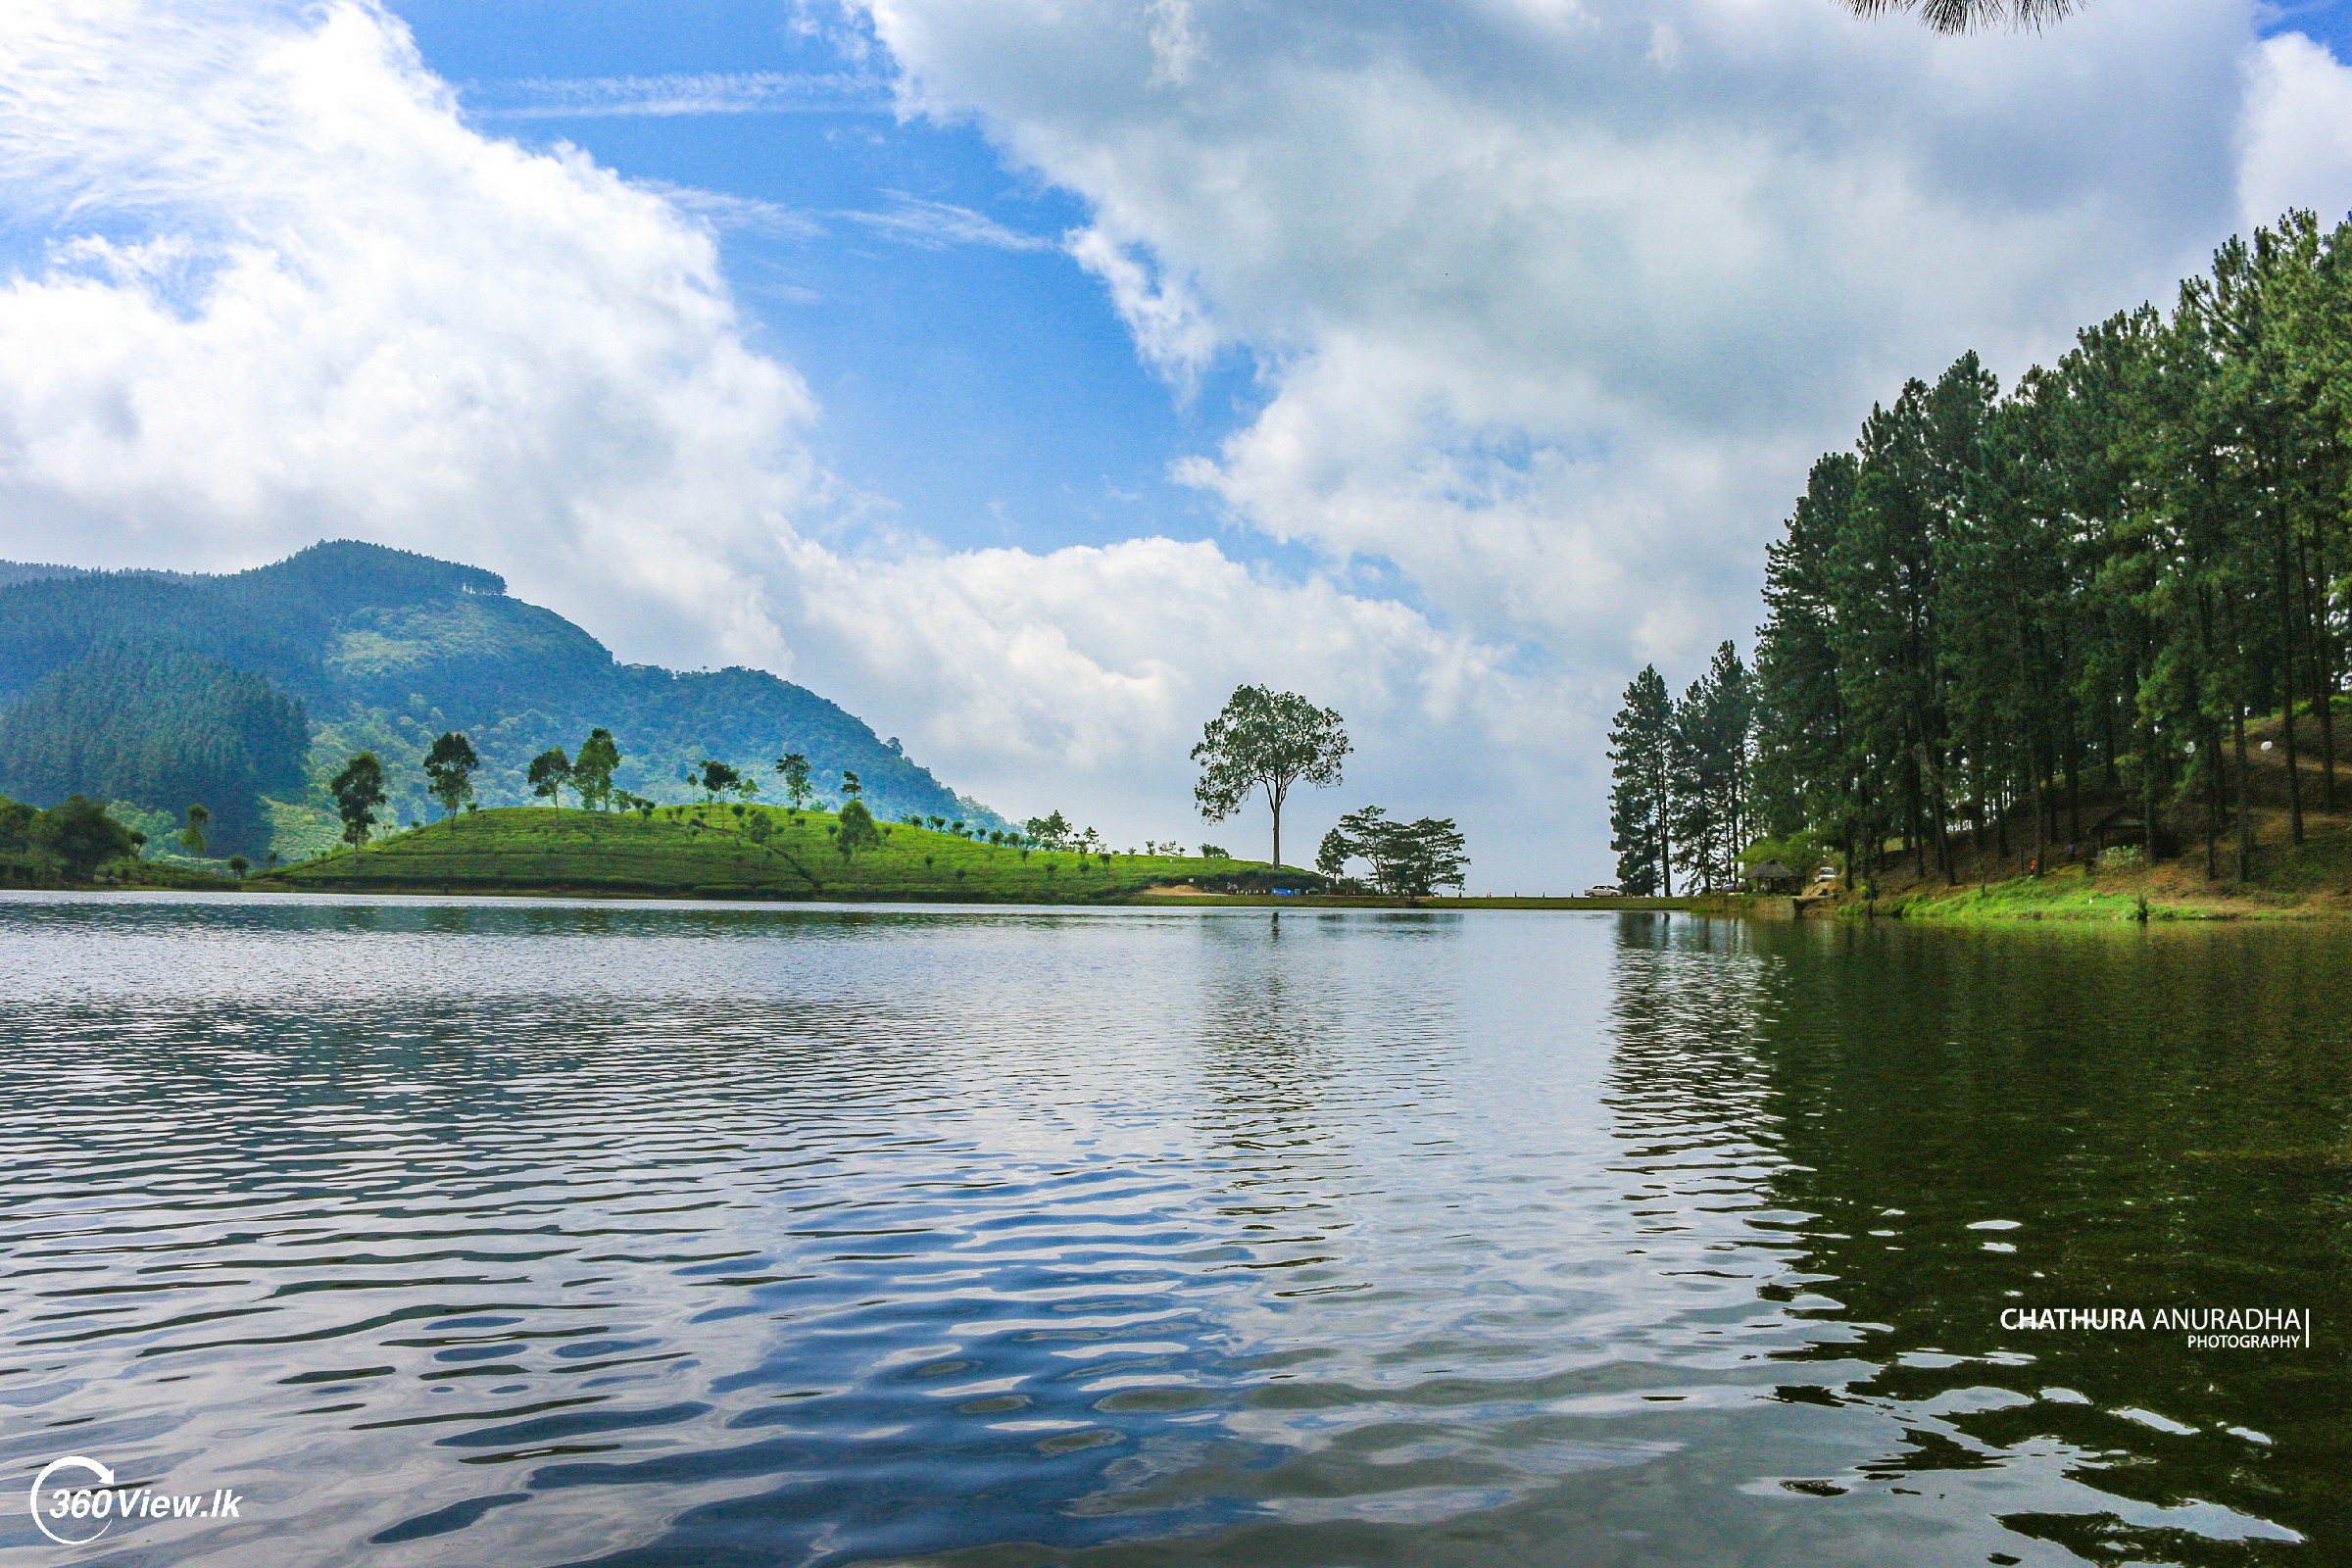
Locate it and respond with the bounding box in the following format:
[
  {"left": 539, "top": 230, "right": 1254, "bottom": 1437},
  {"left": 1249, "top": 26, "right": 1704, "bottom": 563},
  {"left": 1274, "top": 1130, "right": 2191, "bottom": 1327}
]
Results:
[
  {"left": 269, "top": 802, "right": 1304, "bottom": 903},
  {"left": 0, "top": 541, "right": 998, "bottom": 859}
]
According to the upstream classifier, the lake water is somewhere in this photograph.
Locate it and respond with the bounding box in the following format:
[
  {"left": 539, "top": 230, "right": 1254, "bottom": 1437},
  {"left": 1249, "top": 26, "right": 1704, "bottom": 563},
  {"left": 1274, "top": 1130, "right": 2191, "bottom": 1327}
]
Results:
[{"left": 1, "top": 894, "right": 2345, "bottom": 1566}]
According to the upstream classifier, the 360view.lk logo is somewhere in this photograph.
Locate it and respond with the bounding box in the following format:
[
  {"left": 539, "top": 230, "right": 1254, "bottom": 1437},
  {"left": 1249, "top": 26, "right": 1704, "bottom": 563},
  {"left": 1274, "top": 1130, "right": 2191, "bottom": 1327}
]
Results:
[{"left": 27, "top": 1456, "right": 242, "bottom": 1546}]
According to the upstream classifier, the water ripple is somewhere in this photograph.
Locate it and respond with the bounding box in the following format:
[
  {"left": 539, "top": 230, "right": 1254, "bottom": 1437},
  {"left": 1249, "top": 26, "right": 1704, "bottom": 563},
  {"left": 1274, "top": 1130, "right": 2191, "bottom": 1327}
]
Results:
[{"left": 0, "top": 894, "right": 2341, "bottom": 1565}]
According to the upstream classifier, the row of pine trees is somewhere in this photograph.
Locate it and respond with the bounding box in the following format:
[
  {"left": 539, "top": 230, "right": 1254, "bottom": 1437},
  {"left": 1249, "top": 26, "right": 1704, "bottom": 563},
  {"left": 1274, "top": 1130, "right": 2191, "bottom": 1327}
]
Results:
[
  {"left": 1612, "top": 207, "right": 2352, "bottom": 893},
  {"left": 1606, "top": 643, "right": 1754, "bottom": 895}
]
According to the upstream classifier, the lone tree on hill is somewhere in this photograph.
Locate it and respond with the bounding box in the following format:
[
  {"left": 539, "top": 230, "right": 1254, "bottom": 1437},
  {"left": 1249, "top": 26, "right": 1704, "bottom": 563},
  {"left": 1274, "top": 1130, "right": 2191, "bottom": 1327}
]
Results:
[
  {"left": 180, "top": 804, "right": 209, "bottom": 856},
  {"left": 840, "top": 769, "right": 862, "bottom": 801},
  {"left": 775, "top": 752, "right": 813, "bottom": 809},
  {"left": 573, "top": 728, "right": 621, "bottom": 810},
  {"left": 529, "top": 748, "right": 573, "bottom": 808},
  {"left": 1192, "top": 686, "right": 1349, "bottom": 868},
  {"left": 694, "top": 759, "right": 741, "bottom": 803},
  {"left": 329, "top": 753, "right": 386, "bottom": 848},
  {"left": 423, "top": 731, "right": 479, "bottom": 817},
  {"left": 1024, "top": 810, "right": 1073, "bottom": 850},
  {"left": 833, "top": 798, "right": 881, "bottom": 865}
]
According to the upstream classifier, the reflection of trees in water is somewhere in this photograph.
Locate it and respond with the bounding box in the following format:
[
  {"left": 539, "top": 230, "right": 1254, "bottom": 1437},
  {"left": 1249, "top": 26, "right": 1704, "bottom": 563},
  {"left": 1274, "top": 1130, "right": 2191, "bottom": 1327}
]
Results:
[
  {"left": 1187, "top": 912, "right": 1464, "bottom": 1289},
  {"left": 1601, "top": 913, "right": 1782, "bottom": 1196},
  {"left": 1733, "top": 923, "right": 2352, "bottom": 1556},
  {"left": 1598, "top": 914, "right": 1800, "bottom": 1341}
]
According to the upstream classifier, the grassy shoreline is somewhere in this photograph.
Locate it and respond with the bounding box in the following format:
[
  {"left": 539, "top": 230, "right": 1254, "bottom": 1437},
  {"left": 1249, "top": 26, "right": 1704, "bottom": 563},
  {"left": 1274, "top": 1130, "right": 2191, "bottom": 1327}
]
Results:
[
  {"left": 16, "top": 794, "right": 2352, "bottom": 922},
  {"left": 1822, "top": 833, "right": 2352, "bottom": 924}
]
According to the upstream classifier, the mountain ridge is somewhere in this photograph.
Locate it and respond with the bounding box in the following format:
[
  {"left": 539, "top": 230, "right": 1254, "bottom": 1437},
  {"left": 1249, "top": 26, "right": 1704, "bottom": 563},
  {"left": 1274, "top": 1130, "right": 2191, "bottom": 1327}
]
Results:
[{"left": 0, "top": 540, "right": 1003, "bottom": 856}]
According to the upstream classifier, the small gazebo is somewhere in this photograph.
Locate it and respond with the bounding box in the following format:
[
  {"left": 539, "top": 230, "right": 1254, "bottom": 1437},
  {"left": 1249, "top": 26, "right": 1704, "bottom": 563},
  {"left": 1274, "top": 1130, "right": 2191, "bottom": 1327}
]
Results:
[{"left": 1742, "top": 859, "right": 1800, "bottom": 894}]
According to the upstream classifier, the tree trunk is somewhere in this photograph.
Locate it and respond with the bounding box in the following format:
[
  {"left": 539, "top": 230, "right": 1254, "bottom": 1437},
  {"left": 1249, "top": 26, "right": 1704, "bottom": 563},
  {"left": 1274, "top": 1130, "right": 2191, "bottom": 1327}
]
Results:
[
  {"left": 2232, "top": 705, "right": 2255, "bottom": 881},
  {"left": 1933, "top": 767, "right": 1955, "bottom": 886},
  {"left": 2032, "top": 767, "right": 2047, "bottom": 879},
  {"left": 2275, "top": 525, "right": 2305, "bottom": 844},
  {"left": 1657, "top": 791, "right": 1673, "bottom": 899},
  {"left": 2302, "top": 531, "right": 2337, "bottom": 812},
  {"left": 1907, "top": 752, "right": 1926, "bottom": 879},
  {"left": 2205, "top": 726, "right": 2222, "bottom": 883}
]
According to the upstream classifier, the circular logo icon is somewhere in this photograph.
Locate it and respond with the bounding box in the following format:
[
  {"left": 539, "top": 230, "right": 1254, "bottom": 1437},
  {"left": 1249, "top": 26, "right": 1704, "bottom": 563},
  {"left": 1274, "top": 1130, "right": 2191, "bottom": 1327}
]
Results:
[{"left": 29, "top": 1455, "right": 117, "bottom": 1546}]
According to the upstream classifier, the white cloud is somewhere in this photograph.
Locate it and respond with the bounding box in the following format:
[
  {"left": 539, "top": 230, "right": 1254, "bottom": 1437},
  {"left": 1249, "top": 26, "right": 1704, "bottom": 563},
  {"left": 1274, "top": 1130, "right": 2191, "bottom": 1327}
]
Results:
[
  {"left": 2237, "top": 30, "right": 2352, "bottom": 232},
  {"left": 843, "top": 192, "right": 1051, "bottom": 250},
  {"left": 470, "top": 71, "right": 891, "bottom": 119},
  {"left": 635, "top": 181, "right": 825, "bottom": 242},
  {"left": 862, "top": 0, "right": 2279, "bottom": 667},
  {"left": 0, "top": 0, "right": 1542, "bottom": 872},
  {"left": 781, "top": 534, "right": 1537, "bottom": 844},
  {"left": 0, "top": 0, "right": 822, "bottom": 666},
  {"left": 13, "top": 0, "right": 2352, "bottom": 883},
  {"left": 852, "top": 0, "right": 2352, "bottom": 868}
]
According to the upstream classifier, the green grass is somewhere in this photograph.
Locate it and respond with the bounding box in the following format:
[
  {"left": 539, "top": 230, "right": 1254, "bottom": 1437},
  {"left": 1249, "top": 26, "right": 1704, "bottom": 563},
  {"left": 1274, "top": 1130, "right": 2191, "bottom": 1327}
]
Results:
[
  {"left": 1868, "top": 872, "right": 2226, "bottom": 923},
  {"left": 271, "top": 803, "right": 1283, "bottom": 902},
  {"left": 264, "top": 796, "right": 343, "bottom": 864}
]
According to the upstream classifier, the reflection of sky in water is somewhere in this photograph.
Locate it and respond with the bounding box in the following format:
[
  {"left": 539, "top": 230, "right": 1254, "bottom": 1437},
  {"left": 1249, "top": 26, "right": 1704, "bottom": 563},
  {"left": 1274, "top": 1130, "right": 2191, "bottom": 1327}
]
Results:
[{"left": 0, "top": 895, "right": 2340, "bottom": 1565}]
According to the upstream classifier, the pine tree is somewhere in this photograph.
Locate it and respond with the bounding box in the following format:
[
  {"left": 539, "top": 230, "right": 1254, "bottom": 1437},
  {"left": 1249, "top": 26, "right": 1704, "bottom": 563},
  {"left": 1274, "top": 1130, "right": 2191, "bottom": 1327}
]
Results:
[{"left": 1607, "top": 667, "right": 1675, "bottom": 895}]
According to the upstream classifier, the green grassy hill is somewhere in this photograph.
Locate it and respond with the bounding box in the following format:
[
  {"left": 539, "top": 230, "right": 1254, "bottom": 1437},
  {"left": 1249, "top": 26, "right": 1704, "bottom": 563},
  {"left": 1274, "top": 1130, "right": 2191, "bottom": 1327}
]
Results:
[
  {"left": 270, "top": 804, "right": 1300, "bottom": 902},
  {"left": 0, "top": 541, "right": 1001, "bottom": 858}
]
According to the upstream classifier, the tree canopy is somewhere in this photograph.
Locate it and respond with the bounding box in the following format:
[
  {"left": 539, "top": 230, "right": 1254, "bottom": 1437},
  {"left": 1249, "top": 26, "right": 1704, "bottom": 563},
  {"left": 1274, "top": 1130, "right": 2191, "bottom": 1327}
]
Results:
[
  {"left": 693, "top": 759, "right": 741, "bottom": 802},
  {"left": 328, "top": 753, "right": 386, "bottom": 849},
  {"left": 832, "top": 798, "right": 882, "bottom": 863},
  {"left": 1191, "top": 686, "right": 1349, "bottom": 868},
  {"left": 1607, "top": 667, "right": 1677, "bottom": 897},
  {"left": 1642, "top": 208, "right": 2352, "bottom": 893},
  {"left": 775, "top": 752, "right": 812, "bottom": 809},
  {"left": 1318, "top": 805, "right": 1469, "bottom": 899},
  {"left": 0, "top": 641, "right": 307, "bottom": 856},
  {"left": 32, "top": 795, "right": 137, "bottom": 880},
  {"left": 1841, "top": 0, "right": 2075, "bottom": 34},
  {"left": 528, "top": 748, "right": 573, "bottom": 808},
  {"left": 573, "top": 728, "right": 621, "bottom": 810},
  {"left": 422, "top": 731, "right": 479, "bottom": 817}
]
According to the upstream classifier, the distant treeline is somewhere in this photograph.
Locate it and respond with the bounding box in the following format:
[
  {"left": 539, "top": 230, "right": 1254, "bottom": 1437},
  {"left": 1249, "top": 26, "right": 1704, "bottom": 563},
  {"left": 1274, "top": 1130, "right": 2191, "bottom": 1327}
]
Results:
[
  {"left": 0, "top": 643, "right": 308, "bottom": 855},
  {"left": 1614, "top": 208, "right": 2351, "bottom": 890},
  {"left": 1606, "top": 644, "right": 1754, "bottom": 896}
]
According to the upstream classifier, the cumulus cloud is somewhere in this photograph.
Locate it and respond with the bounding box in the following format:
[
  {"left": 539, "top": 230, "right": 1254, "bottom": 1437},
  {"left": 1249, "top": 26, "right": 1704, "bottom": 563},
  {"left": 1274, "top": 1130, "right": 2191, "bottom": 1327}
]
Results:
[
  {"left": 10, "top": 0, "right": 2352, "bottom": 882},
  {"left": 0, "top": 0, "right": 1534, "bottom": 864},
  {"left": 863, "top": 0, "right": 2282, "bottom": 675},
  {"left": 2237, "top": 31, "right": 2352, "bottom": 231},
  {"left": 849, "top": 0, "right": 2352, "bottom": 867},
  {"left": 0, "top": 0, "right": 826, "bottom": 664}
]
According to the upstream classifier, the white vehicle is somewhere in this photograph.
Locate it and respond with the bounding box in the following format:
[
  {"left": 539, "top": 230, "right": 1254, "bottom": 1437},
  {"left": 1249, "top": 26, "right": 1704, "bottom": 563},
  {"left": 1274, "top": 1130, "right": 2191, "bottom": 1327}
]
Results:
[{"left": 1583, "top": 884, "right": 1623, "bottom": 898}]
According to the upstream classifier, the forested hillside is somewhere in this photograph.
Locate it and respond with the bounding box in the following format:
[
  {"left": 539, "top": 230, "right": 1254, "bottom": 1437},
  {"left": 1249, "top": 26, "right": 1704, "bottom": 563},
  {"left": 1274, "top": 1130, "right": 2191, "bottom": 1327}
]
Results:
[
  {"left": 0, "top": 644, "right": 309, "bottom": 852},
  {"left": 0, "top": 541, "right": 998, "bottom": 857},
  {"left": 1613, "top": 208, "right": 2352, "bottom": 893}
]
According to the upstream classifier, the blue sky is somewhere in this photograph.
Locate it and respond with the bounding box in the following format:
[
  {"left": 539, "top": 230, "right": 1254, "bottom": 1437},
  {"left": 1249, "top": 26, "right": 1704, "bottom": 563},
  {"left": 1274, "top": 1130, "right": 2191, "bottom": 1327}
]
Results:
[
  {"left": 389, "top": 0, "right": 2352, "bottom": 590},
  {"left": 3, "top": 0, "right": 2351, "bottom": 882},
  {"left": 398, "top": 0, "right": 1261, "bottom": 562}
]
